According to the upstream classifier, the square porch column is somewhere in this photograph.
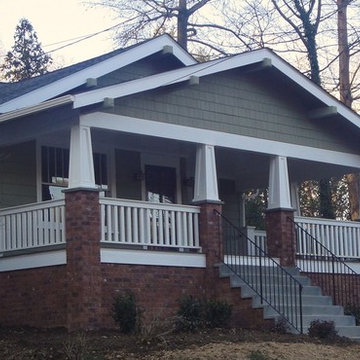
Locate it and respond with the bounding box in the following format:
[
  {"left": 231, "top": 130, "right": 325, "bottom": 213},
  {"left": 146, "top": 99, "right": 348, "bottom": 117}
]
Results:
[
  {"left": 193, "top": 144, "right": 223, "bottom": 269},
  {"left": 265, "top": 155, "right": 296, "bottom": 267},
  {"left": 64, "top": 124, "right": 102, "bottom": 331}
]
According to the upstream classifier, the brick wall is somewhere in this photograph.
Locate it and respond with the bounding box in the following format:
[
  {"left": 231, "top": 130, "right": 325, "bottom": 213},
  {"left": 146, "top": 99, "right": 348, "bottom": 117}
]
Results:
[
  {"left": 101, "top": 263, "right": 273, "bottom": 330},
  {"left": 0, "top": 265, "right": 67, "bottom": 328},
  {"left": 265, "top": 209, "right": 295, "bottom": 266},
  {"left": 65, "top": 189, "right": 102, "bottom": 331}
]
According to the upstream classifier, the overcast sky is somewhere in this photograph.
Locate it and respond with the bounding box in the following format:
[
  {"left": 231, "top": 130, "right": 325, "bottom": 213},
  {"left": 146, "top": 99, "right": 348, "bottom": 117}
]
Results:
[{"left": 0, "top": 0, "right": 119, "bottom": 67}]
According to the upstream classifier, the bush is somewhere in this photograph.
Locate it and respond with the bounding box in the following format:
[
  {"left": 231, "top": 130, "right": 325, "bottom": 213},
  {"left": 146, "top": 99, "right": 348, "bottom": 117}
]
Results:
[
  {"left": 177, "top": 295, "right": 232, "bottom": 331},
  {"left": 177, "top": 295, "right": 203, "bottom": 331},
  {"left": 203, "top": 299, "right": 232, "bottom": 328},
  {"left": 271, "top": 317, "right": 290, "bottom": 334},
  {"left": 308, "top": 320, "right": 338, "bottom": 340},
  {"left": 112, "top": 292, "right": 139, "bottom": 334}
]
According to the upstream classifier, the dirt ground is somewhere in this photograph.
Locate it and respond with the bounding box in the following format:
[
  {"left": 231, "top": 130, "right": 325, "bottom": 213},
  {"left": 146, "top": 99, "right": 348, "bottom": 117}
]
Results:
[{"left": 0, "top": 327, "right": 359, "bottom": 360}]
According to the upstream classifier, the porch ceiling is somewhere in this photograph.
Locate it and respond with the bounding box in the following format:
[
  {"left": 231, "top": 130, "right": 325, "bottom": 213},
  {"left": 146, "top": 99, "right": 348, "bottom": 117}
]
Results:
[{"left": 216, "top": 148, "right": 358, "bottom": 192}]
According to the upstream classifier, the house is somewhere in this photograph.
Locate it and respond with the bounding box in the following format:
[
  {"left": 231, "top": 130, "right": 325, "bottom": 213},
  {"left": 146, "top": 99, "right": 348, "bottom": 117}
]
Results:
[{"left": 1, "top": 34, "right": 360, "bottom": 334}]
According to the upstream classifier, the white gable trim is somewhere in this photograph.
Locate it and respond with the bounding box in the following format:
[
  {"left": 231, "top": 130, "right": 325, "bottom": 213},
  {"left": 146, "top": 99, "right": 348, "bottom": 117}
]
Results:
[
  {"left": 73, "top": 48, "right": 360, "bottom": 130},
  {"left": 0, "top": 95, "right": 74, "bottom": 123},
  {"left": 80, "top": 112, "right": 360, "bottom": 169},
  {"left": 0, "top": 35, "right": 196, "bottom": 113}
]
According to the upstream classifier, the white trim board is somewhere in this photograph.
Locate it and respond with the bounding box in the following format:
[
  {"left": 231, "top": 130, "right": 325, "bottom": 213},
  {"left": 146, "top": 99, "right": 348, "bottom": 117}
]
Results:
[
  {"left": 72, "top": 48, "right": 360, "bottom": 131},
  {"left": 0, "top": 250, "right": 66, "bottom": 272},
  {"left": 0, "top": 35, "right": 196, "bottom": 113},
  {"left": 81, "top": 112, "right": 360, "bottom": 169},
  {"left": 101, "top": 248, "right": 206, "bottom": 268}
]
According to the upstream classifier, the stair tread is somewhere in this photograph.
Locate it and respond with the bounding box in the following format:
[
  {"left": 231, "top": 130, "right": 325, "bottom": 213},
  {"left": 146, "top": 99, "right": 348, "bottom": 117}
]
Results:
[{"left": 219, "top": 264, "right": 360, "bottom": 340}]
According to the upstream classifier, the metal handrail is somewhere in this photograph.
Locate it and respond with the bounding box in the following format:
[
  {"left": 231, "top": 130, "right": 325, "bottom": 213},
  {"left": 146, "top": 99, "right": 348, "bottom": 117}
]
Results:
[
  {"left": 215, "top": 210, "right": 303, "bottom": 333},
  {"left": 289, "top": 216, "right": 360, "bottom": 309}
]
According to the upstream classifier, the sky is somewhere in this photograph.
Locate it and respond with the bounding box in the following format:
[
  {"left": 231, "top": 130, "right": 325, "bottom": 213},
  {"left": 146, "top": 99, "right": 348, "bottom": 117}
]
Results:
[{"left": 0, "top": 0, "right": 119, "bottom": 68}]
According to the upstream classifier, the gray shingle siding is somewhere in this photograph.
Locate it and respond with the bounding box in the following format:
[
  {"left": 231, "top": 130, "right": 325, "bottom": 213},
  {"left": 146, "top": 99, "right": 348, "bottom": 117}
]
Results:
[{"left": 107, "top": 70, "right": 360, "bottom": 154}]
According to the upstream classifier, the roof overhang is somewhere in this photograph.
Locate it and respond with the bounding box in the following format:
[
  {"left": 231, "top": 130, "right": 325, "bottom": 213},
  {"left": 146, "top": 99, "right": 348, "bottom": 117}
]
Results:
[
  {"left": 0, "top": 95, "right": 74, "bottom": 124},
  {"left": 0, "top": 34, "right": 196, "bottom": 114}
]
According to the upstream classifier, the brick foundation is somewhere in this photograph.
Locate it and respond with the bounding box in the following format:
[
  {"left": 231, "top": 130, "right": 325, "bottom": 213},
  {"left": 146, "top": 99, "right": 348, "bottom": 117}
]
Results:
[
  {"left": 0, "top": 266, "right": 67, "bottom": 328},
  {"left": 265, "top": 209, "right": 296, "bottom": 266},
  {"left": 101, "top": 263, "right": 272, "bottom": 330},
  {"left": 65, "top": 189, "right": 102, "bottom": 331}
]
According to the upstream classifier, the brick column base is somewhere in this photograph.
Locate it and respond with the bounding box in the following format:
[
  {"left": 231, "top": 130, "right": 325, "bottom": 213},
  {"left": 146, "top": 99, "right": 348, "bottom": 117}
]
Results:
[
  {"left": 65, "top": 188, "right": 102, "bottom": 331},
  {"left": 198, "top": 202, "right": 223, "bottom": 269},
  {"left": 196, "top": 202, "right": 223, "bottom": 298},
  {"left": 265, "top": 208, "right": 296, "bottom": 267}
]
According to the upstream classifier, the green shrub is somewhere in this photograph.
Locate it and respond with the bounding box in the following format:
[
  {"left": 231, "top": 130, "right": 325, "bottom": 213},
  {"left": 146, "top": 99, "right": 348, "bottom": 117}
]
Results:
[
  {"left": 271, "top": 317, "right": 290, "bottom": 334},
  {"left": 177, "top": 295, "right": 232, "bottom": 331},
  {"left": 177, "top": 295, "right": 203, "bottom": 331},
  {"left": 308, "top": 320, "right": 338, "bottom": 340},
  {"left": 112, "top": 292, "right": 139, "bottom": 334},
  {"left": 203, "top": 299, "right": 232, "bottom": 328}
]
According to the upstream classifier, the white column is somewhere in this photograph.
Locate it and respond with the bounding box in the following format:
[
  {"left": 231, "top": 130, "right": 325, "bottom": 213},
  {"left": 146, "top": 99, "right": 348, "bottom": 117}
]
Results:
[
  {"left": 290, "top": 182, "right": 301, "bottom": 216},
  {"left": 68, "top": 125, "right": 96, "bottom": 189},
  {"left": 193, "top": 144, "right": 220, "bottom": 203},
  {"left": 267, "top": 155, "right": 292, "bottom": 210}
]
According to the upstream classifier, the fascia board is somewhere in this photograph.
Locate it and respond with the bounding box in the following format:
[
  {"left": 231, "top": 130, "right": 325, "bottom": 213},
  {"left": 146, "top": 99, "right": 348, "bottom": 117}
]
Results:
[
  {"left": 0, "top": 35, "right": 196, "bottom": 114},
  {"left": 0, "top": 95, "right": 74, "bottom": 124}
]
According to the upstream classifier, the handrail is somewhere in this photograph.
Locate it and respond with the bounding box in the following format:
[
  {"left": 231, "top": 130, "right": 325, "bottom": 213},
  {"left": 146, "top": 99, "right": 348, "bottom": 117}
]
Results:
[
  {"left": 215, "top": 210, "right": 303, "bottom": 333},
  {"left": 289, "top": 217, "right": 360, "bottom": 308}
]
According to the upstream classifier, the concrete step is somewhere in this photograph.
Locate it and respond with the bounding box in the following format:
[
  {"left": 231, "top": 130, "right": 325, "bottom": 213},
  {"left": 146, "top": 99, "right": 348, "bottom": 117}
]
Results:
[
  {"left": 219, "top": 264, "right": 295, "bottom": 277},
  {"left": 263, "top": 304, "right": 344, "bottom": 318},
  {"left": 252, "top": 293, "right": 333, "bottom": 307},
  {"left": 336, "top": 326, "right": 360, "bottom": 340},
  {"left": 228, "top": 273, "right": 311, "bottom": 287},
  {"left": 302, "top": 314, "right": 355, "bottom": 327},
  {"left": 231, "top": 281, "right": 320, "bottom": 297},
  {"left": 218, "top": 263, "right": 360, "bottom": 341}
]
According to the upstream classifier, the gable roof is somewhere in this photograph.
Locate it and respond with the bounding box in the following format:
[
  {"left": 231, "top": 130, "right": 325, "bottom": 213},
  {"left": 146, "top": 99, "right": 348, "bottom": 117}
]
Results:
[
  {"left": 0, "top": 34, "right": 196, "bottom": 113},
  {"left": 1, "top": 36, "right": 359, "bottom": 134},
  {"left": 71, "top": 47, "right": 360, "bottom": 129}
]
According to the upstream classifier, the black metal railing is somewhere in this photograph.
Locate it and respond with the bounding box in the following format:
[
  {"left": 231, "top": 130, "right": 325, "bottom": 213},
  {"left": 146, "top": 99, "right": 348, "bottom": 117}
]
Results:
[
  {"left": 215, "top": 210, "right": 303, "bottom": 333},
  {"left": 290, "top": 217, "right": 360, "bottom": 309}
]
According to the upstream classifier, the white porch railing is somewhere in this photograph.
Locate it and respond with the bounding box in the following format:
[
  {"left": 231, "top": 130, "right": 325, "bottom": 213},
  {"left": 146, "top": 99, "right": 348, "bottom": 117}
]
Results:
[
  {"left": 245, "top": 216, "right": 360, "bottom": 260},
  {"left": 295, "top": 216, "right": 360, "bottom": 259},
  {"left": 245, "top": 226, "right": 267, "bottom": 255},
  {"left": 100, "top": 198, "right": 201, "bottom": 251},
  {"left": 0, "top": 200, "right": 65, "bottom": 253}
]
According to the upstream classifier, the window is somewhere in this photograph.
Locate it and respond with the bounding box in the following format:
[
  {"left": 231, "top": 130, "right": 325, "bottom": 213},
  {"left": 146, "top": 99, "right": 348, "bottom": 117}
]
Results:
[
  {"left": 145, "top": 165, "right": 177, "bottom": 204},
  {"left": 41, "top": 146, "right": 108, "bottom": 200}
]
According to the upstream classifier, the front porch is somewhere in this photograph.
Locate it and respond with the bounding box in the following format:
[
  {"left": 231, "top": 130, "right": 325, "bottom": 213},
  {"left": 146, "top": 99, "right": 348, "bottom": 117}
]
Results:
[
  {"left": 2, "top": 195, "right": 360, "bottom": 269},
  {"left": 1, "top": 121, "right": 360, "bottom": 332}
]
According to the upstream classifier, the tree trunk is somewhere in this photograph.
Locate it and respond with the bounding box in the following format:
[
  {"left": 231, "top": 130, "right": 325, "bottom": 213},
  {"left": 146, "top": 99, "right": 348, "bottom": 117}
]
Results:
[
  {"left": 337, "top": 0, "right": 359, "bottom": 220},
  {"left": 177, "top": 0, "right": 189, "bottom": 50}
]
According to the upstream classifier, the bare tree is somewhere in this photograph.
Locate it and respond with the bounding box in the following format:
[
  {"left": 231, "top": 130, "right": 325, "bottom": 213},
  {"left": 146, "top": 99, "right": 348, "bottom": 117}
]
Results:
[{"left": 87, "top": 0, "right": 214, "bottom": 51}]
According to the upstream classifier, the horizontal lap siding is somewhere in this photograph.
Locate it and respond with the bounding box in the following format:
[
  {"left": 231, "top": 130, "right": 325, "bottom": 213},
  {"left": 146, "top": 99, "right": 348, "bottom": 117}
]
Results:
[{"left": 109, "top": 71, "right": 359, "bottom": 154}]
